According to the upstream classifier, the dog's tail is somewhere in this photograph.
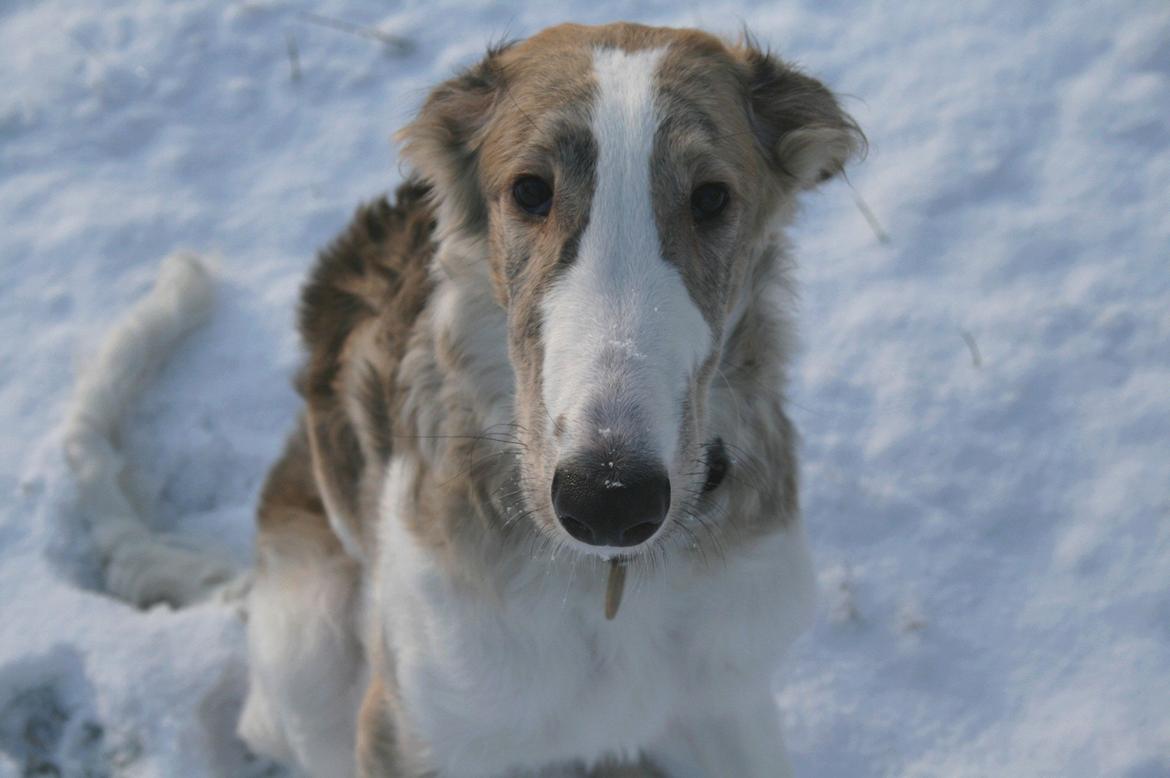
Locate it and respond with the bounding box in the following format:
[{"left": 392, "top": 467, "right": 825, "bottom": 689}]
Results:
[{"left": 64, "top": 252, "right": 238, "bottom": 608}]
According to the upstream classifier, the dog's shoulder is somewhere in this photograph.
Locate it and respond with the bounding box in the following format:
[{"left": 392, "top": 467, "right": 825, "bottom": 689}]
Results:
[
  {"left": 298, "top": 180, "right": 437, "bottom": 411},
  {"left": 275, "top": 181, "right": 438, "bottom": 558}
]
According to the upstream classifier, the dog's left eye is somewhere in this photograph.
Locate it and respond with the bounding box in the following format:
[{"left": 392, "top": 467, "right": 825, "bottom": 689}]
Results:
[
  {"left": 512, "top": 176, "right": 553, "bottom": 217},
  {"left": 691, "top": 183, "right": 730, "bottom": 222}
]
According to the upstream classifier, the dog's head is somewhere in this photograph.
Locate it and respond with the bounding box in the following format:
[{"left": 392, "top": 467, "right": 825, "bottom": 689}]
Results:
[{"left": 400, "top": 23, "right": 861, "bottom": 557}]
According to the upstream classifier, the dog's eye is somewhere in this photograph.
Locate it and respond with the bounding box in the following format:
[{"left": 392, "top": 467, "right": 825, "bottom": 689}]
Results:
[
  {"left": 512, "top": 176, "right": 553, "bottom": 217},
  {"left": 691, "top": 183, "right": 730, "bottom": 222}
]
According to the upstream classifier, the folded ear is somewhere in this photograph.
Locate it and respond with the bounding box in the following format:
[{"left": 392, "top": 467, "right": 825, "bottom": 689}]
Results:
[
  {"left": 396, "top": 46, "right": 509, "bottom": 235},
  {"left": 738, "top": 45, "right": 865, "bottom": 189}
]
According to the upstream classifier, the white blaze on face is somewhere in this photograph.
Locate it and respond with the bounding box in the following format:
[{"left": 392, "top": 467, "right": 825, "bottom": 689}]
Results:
[{"left": 541, "top": 46, "right": 713, "bottom": 464}]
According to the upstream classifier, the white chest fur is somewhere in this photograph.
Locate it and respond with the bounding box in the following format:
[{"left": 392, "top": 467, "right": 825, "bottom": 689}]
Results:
[{"left": 374, "top": 458, "right": 816, "bottom": 777}]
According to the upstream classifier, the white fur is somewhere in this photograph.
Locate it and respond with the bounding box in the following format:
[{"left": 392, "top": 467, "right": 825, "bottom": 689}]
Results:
[
  {"left": 63, "top": 252, "right": 237, "bottom": 607},
  {"left": 541, "top": 47, "right": 712, "bottom": 469},
  {"left": 430, "top": 237, "right": 517, "bottom": 434},
  {"left": 377, "top": 452, "right": 816, "bottom": 776},
  {"left": 238, "top": 538, "right": 366, "bottom": 777}
]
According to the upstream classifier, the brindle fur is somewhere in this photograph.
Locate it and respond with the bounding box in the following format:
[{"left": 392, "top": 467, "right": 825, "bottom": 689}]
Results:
[{"left": 293, "top": 184, "right": 436, "bottom": 558}]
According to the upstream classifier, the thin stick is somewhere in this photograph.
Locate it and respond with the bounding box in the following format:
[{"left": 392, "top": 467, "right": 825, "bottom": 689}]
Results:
[
  {"left": 851, "top": 188, "right": 890, "bottom": 244},
  {"left": 959, "top": 329, "right": 983, "bottom": 368},
  {"left": 297, "top": 11, "right": 412, "bottom": 53},
  {"left": 285, "top": 31, "right": 302, "bottom": 82},
  {"left": 605, "top": 558, "right": 627, "bottom": 620}
]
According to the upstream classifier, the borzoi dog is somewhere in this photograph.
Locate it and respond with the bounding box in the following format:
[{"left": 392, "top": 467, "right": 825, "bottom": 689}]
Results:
[{"left": 68, "top": 21, "right": 862, "bottom": 777}]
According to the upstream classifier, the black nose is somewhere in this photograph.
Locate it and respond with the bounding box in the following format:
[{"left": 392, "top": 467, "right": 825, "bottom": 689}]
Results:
[{"left": 551, "top": 457, "right": 670, "bottom": 547}]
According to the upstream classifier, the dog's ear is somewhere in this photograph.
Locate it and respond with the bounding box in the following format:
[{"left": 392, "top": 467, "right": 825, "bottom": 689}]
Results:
[
  {"left": 737, "top": 44, "right": 865, "bottom": 189},
  {"left": 396, "top": 46, "right": 509, "bottom": 235}
]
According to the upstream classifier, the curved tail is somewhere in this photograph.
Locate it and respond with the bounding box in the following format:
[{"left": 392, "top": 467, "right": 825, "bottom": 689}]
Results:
[{"left": 64, "top": 253, "right": 238, "bottom": 608}]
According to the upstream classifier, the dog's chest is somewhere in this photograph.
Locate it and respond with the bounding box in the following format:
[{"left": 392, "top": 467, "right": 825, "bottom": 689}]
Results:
[{"left": 377, "top": 505, "right": 814, "bottom": 775}]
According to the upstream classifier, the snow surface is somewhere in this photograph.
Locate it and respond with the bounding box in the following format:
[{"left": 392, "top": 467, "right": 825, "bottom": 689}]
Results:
[{"left": 2, "top": 0, "right": 1169, "bottom": 775}]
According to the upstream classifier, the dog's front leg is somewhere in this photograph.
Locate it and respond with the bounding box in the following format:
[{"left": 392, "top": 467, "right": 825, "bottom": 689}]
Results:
[
  {"left": 644, "top": 694, "right": 794, "bottom": 778},
  {"left": 357, "top": 672, "right": 401, "bottom": 778}
]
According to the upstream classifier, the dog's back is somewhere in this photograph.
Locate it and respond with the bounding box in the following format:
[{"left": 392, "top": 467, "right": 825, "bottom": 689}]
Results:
[{"left": 292, "top": 183, "right": 436, "bottom": 558}]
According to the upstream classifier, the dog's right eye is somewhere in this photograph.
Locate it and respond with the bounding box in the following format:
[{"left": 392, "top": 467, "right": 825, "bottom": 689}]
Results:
[
  {"left": 512, "top": 176, "right": 553, "bottom": 217},
  {"left": 691, "top": 182, "right": 730, "bottom": 222}
]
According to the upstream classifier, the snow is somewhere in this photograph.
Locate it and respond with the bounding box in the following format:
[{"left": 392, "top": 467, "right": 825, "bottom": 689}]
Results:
[{"left": 2, "top": 0, "right": 1168, "bottom": 775}]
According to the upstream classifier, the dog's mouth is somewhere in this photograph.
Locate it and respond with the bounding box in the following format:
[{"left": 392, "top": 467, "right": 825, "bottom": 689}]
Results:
[
  {"left": 586, "top": 437, "right": 731, "bottom": 622},
  {"left": 522, "top": 437, "right": 731, "bottom": 620}
]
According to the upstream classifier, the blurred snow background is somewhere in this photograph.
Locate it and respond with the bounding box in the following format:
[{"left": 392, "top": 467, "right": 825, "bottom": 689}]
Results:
[{"left": 2, "top": 0, "right": 1168, "bottom": 775}]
